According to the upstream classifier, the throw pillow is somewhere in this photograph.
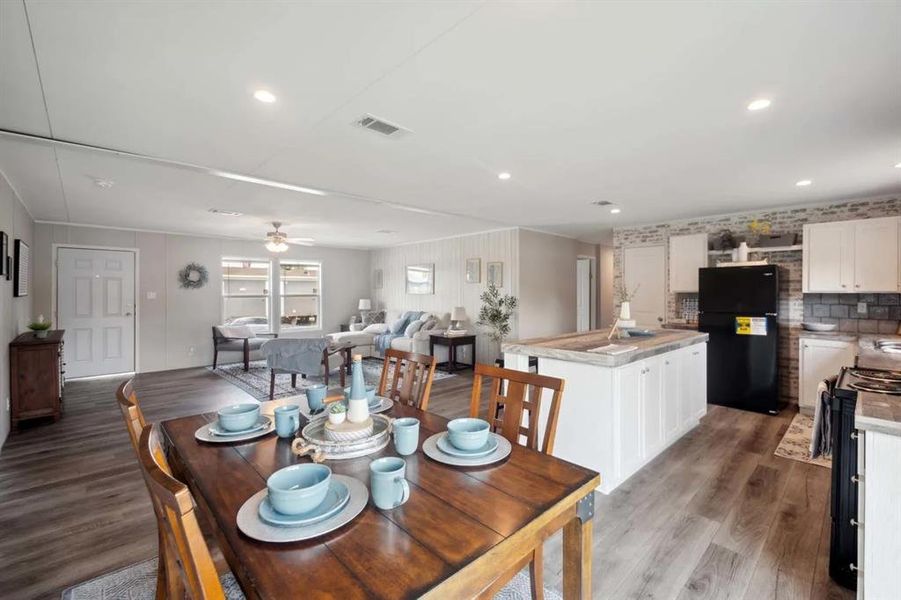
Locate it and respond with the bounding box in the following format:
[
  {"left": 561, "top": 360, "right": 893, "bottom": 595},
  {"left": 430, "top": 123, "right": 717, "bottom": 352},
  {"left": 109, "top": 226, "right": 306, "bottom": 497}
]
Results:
[
  {"left": 420, "top": 318, "right": 438, "bottom": 331},
  {"left": 390, "top": 316, "right": 409, "bottom": 334},
  {"left": 362, "top": 310, "right": 386, "bottom": 326},
  {"left": 404, "top": 320, "right": 424, "bottom": 337}
]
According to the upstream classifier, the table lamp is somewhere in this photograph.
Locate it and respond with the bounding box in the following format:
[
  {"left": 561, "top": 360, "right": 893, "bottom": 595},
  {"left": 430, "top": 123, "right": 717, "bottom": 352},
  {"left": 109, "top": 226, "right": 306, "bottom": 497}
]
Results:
[{"left": 450, "top": 306, "right": 466, "bottom": 330}]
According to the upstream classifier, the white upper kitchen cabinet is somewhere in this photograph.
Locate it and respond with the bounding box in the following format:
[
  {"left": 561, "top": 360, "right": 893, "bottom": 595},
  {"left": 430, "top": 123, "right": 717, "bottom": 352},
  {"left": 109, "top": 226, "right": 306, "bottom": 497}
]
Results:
[
  {"left": 853, "top": 217, "right": 899, "bottom": 292},
  {"left": 798, "top": 337, "right": 855, "bottom": 416},
  {"left": 803, "top": 217, "right": 900, "bottom": 293},
  {"left": 669, "top": 233, "right": 708, "bottom": 292}
]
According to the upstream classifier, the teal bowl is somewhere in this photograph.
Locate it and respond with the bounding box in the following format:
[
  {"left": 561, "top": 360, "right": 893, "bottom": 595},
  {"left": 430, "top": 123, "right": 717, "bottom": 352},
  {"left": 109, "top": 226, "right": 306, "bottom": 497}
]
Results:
[
  {"left": 267, "top": 464, "right": 332, "bottom": 515},
  {"left": 344, "top": 385, "right": 376, "bottom": 402},
  {"left": 216, "top": 403, "right": 260, "bottom": 432},
  {"left": 446, "top": 418, "right": 490, "bottom": 451}
]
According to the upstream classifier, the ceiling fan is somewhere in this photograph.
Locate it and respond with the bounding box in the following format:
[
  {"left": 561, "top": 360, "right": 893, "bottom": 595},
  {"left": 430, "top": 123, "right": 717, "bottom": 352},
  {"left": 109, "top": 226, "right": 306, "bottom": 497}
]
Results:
[{"left": 264, "top": 221, "right": 314, "bottom": 252}]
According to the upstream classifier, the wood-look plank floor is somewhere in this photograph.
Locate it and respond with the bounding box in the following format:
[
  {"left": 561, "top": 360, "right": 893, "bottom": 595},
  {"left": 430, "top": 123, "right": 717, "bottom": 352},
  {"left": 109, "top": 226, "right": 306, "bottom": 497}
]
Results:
[{"left": 0, "top": 366, "right": 854, "bottom": 600}]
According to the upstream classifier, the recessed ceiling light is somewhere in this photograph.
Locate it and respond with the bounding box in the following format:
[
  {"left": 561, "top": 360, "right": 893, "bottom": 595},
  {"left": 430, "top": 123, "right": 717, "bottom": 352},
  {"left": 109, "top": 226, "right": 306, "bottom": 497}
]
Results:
[
  {"left": 895, "top": 162, "right": 901, "bottom": 169},
  {"left": 376, "top": 229, "right": 397, "bottom": 234},
  {"left": 253, "top": 89, "right": 277, "bottom": 103},
  {"left": 610, "top": 207, "right": 622, "bottom": 214},
  {"left": 93, "top": 178, "right": 114, "bottom": 189},
  {"left": 796, "top": 179, "right": 812, "bottom": 187},
  {"left": 208, "top": 208, "right": 243, "bottom": 217},
  {"left": 497, "top": 172, "right": 511, "bottom": 180},
  {"left": 747, "top": 98, "right": 772, "bottom": 111}
]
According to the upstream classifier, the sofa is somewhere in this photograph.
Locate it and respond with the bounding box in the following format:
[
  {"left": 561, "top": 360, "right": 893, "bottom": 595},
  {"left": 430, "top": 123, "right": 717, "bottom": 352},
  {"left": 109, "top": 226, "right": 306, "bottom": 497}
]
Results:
[{"left": 327, "top": 310, "right": 453, "bottom": 359}]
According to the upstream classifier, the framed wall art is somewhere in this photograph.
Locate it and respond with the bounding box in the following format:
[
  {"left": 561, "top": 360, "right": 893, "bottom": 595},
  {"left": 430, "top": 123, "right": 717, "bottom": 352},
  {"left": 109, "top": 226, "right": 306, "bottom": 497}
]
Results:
[
  {"left": 0, "top": 231, "right": 7, "bottom": 278},
  {"left": 465, "top": 258, "right": 480, "bottom": 283},
  {"left": 14, "top": 239, "right": 29, "bottom": 297},
  {"left": 487, "top": 261, "right": 504, "bottom": 288}
]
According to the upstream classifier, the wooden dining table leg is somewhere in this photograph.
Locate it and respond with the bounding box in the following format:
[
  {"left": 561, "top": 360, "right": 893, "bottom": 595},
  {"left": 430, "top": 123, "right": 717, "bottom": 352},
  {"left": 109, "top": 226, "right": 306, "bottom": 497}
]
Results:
[{"left": 562, "top": 493, "right": 594, "bottom": 599}]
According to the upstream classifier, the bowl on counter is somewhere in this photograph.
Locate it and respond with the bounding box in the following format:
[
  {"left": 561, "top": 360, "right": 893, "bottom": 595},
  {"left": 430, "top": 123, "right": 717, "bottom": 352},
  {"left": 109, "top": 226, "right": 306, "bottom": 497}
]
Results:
[
  {"left": 446, "top": 418, "right": 490, "bottom": 451},
  {"left": 802, "top": 322, "right": 838, "bottom": 332},
  {"left": 216, "top": 403, "right": 261, "bottom": 432}
]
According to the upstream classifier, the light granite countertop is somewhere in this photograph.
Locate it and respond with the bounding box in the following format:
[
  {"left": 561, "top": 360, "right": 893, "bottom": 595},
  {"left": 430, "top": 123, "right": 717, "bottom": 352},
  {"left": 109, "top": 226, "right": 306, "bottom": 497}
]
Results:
[
  {"left": 797, "top": 330, "right": 860, "bottom": 342},
  {"left": 855, "top": 394, "right": 901, "bottom": 436},
  {"left": 502, "top": 328, "right": 708, "bottom": 368}
]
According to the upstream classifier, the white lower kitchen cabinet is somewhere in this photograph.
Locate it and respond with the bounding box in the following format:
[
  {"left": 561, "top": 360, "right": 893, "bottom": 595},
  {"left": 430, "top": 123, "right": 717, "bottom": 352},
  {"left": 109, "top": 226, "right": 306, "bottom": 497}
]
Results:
[
  {"left": 799, "top": 337, "right": 856, "bottom": 416},
  {"left": 511, "top": 341, "right": 708, "bottom": 494},
  {"left": 857, "top": 430, "right": 901, "bottom": 599}
]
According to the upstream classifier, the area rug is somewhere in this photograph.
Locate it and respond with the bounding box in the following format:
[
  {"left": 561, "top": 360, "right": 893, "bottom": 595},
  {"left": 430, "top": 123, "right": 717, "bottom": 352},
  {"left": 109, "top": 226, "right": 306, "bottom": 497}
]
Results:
[
  {"left": 62, "top": 557, "right": 559, "bottom": 599},
  {"left": 774, "top": 412, "right": 832, "bottom": 468},
  {"left": 208, "top": 358, "right": 454, "bottom": 401}
]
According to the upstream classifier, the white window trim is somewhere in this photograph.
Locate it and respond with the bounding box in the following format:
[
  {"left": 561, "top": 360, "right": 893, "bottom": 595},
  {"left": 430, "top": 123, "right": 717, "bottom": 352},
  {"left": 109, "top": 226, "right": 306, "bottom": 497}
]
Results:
[
  {"left": 221, "top": 257, "right": 273, "bottom": 332},
  {"left": 276, "top": 258, "right": 323, "bottom": 334}
]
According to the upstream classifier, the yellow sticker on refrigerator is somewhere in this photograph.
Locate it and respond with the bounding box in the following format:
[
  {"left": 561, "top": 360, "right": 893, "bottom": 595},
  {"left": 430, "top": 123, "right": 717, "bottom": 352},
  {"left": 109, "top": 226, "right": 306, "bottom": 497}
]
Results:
[{"left": 735, "top": 316, "right": 767, "bottom": 336}]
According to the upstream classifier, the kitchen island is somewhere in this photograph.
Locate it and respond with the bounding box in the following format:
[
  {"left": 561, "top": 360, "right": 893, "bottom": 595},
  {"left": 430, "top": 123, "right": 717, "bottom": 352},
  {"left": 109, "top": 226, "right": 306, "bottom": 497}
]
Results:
[{"left": 503, "top": 328, "right": 709, "bottom": 494}]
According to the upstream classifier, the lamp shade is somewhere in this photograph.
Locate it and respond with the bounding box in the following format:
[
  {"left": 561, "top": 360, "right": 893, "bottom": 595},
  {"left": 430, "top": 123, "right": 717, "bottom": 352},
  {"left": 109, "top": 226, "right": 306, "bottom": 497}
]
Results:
[
  {"left": 451, "top": 306, "right": 466, "bottom": 321},
  {"left": 358, "top": 299, "right": 372, "bottom": 311}
]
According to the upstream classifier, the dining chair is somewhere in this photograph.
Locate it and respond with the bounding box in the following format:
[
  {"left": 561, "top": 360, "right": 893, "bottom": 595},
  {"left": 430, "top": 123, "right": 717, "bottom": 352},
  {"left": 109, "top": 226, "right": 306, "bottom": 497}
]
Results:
[
  {"left": 116, "top": 379, "right": 145, "bottom": 453},
  {"left": 138, "top": 424, "right": 231, "bottom": 600},
  {"left": 377, "top": 348, "right": 437, "bottom": 411},
  {"left": 468, "top": 362, "right": 565, "bottom": 600}
]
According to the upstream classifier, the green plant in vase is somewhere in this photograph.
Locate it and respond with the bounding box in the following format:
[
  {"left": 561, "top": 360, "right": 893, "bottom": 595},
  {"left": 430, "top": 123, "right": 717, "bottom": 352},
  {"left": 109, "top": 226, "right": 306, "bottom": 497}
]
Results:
[
  {"left": 477, "top": 283, "right": 518, "bottom": 358},
  {"left": 27, "top": 315, "right": 52, "bottom": 338}
]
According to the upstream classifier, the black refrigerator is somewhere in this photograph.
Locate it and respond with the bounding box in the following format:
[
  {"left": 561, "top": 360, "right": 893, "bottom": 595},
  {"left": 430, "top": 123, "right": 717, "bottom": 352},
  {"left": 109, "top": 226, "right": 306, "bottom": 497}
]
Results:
[{"left": 698, "top": 265, "right": 780, "bottom": 414}]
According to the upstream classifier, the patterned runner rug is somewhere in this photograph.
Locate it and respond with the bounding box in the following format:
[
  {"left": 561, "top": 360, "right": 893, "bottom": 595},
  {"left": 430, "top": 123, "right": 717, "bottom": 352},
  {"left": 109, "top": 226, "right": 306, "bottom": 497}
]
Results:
[
  {"left": 62, "top": 557, "right": 560, "bottom": 599},
  {"left": 774, "top": 412, "right": 832, "bottom": 468},
  {"left": 208, "top": 357, "right": 454, "bottom": 401}
]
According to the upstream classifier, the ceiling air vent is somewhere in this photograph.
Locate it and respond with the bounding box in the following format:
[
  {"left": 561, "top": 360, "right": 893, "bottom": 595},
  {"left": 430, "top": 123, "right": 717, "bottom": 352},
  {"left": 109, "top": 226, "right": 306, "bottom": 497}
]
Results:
[
  {"left": 590, "top": 200, "right": 613, "bottom": 206},
  {"left": 354, "top": 114, "right": 411, "bottom": 138}
]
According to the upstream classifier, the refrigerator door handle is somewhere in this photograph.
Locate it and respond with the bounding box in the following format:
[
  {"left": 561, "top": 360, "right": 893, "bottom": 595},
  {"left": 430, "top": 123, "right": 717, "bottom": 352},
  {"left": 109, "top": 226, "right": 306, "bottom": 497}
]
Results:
[{"left": 765, "top": 312, "right": 777, "bottom": 316}]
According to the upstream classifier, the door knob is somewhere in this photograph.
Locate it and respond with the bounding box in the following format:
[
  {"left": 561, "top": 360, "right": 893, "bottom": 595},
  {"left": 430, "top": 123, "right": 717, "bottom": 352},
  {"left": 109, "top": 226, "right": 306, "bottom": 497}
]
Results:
[{"left": 125, "top": 312, "right": 133, "bottom": 316}]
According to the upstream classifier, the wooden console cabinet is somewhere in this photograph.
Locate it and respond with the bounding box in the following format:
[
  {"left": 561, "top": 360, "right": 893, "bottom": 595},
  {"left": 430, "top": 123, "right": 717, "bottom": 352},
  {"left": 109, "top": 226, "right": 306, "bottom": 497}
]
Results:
[{"left": 10, "top": 330, "right": 65, "bottom": 429}]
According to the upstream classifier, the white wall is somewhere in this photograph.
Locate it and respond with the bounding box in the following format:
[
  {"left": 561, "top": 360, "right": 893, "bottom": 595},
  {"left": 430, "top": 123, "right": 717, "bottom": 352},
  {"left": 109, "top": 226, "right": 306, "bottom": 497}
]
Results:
[
  {"left": 517, "top": 229, "right": 578, "bottom": 340},
  {"left": 599, "top": 243, "right": 615, "bottom": 327},
  {"left": 32, "top": 224, "right": 370, "bottom": 373},
  {"left": 370, "top": 229, "right": 519, "bottom": 362},
  {"left": 0, "top": 175, "right": 35, "bottom": 449}
]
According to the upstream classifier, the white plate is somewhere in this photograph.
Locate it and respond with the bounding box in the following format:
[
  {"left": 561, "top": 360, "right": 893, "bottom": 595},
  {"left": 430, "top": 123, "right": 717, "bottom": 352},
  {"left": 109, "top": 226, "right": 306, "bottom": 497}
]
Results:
[
  {"left": 195, "top": 416, "right": 274, "bottom": 443},
  {"left": 423, "top": 432, "right": 512, "bottom": 467},
  {"left": 237, "top": 475, "right": 368, "bottom": 543},
  {"left": 436, "top": 433, "right": 499, "bottom": 458},
  {"left": 208, "top": 416, "right": 270, "bottom": 437}
]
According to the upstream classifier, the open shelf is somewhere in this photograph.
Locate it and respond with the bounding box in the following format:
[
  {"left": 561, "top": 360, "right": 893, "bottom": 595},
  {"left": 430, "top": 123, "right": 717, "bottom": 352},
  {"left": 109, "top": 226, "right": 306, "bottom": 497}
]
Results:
[{"left": 707, "top": 244, "right": 801, "bottom": 256}]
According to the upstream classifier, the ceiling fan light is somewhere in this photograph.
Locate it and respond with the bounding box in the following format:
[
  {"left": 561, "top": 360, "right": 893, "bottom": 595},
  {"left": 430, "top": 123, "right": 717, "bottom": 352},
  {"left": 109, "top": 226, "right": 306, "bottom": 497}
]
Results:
[{"left": 265, "top": 240, "right": 289, "bottom": 253}]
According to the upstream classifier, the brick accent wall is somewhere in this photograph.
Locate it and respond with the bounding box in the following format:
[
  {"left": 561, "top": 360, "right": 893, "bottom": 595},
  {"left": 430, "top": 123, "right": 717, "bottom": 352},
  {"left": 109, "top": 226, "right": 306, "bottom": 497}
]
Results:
[{"left": 613, "top": 194, "right": 901, "bottom": 406}]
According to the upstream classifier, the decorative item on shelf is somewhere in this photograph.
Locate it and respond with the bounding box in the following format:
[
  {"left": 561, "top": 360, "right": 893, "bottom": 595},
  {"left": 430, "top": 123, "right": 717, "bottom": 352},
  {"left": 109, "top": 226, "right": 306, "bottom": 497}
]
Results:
[
  {"left": 710, "top": 229, "right": 739, "bottom": 251},
  {"left": 465, "top": 258, "right": 481, "bottom": 283},
  {"left": 616, "top": 283, "right": 640, "bottom": 321},
  {"left": 487, "top": 261, "right": 504, "bottom": 287},
  {"left": 737, "top": 241, "right": 750, "bottom": 262},
  {"left": 477, "top": 283, "right": 517, "bottom": 357},
  {"left": 13, "top": 239, "right": 29, "bottom": 297},
  {"left": 747, "top": 219, "right": 771, "bottom": 246},
  {"left": 177, "top": 262, "right": 209, "bottom": 289},
  {"left": 756, "top": 232, "right": 798, "bottom": 248},
  {"left": 358, "top": 298, "right": 371, "bottom": 322},
  {"left": 27, "top": 315, "right": 52, "bottom": 339}
]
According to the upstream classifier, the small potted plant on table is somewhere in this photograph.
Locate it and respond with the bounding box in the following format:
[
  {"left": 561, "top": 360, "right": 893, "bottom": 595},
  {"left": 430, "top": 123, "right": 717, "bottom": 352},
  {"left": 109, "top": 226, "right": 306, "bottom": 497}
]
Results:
[{"left": 27, "top": 315, "right": 52, "bottom": 339}]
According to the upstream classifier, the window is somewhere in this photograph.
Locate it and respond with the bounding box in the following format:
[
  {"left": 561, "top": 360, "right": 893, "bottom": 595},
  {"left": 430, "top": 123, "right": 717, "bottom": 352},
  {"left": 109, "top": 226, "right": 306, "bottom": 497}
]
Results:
[
  {"left": 279, "top": 261, "right": 321, "bottom": 330},
  {"left": 222, "top": 259, "right": 271, "bottom": 332}
]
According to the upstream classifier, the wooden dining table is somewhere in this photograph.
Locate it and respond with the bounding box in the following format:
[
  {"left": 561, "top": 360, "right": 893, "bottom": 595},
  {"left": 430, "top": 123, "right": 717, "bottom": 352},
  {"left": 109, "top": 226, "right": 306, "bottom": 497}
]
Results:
[{"left": 161, "top": 398, "right": 601, "bottom": 599}]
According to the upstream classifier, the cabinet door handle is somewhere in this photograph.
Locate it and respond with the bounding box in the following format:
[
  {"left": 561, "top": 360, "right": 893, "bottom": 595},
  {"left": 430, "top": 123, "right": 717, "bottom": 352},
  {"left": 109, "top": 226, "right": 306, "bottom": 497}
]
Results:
[
  {"left": 842, "top": 284, "right": 847, "bottom": 288},
  {"left": 850, "top": 518, "right": 861, "bottom": 527},
  {"left": 851, "top": 431, "right": 861, "bottom": 440},
  {"left": 849, "top": 563, "right": 859, "bottom": 573},
  {"left": 692, "top": 351, "right": 700, "bottom": 356},
  {"left": 851, "top": 474, "right": 861, "bottom": 484},
  {"left": 855, "top": 284, "right": 860, "bottom": 288}
]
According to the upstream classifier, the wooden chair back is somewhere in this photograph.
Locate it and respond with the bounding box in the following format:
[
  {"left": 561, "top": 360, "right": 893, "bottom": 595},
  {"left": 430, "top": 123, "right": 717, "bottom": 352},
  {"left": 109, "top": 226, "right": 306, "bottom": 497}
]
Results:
[
  {"left": 116, "top": 379, "right": 145, "bottom": 454},
  {"left": 377, "top": 349, "right": 437, "bottom": 411},
  {"left": 468, "top": 363, "right": 565, "bottom": 455},
  {"left": 138, "top": 424, "right": 225, "bottom": 600}
]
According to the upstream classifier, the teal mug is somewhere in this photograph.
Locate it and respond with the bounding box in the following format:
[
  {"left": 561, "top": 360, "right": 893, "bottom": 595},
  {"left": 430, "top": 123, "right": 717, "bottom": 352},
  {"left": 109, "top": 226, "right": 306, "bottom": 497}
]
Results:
[
  {"left": 306, "top": 384, "right": 327, "bottom": 413},
  {"left": 370, "top": 457, "right": 410, "bottom": 510},
  {"left": 392, "top": 417, "right": 420, "bottom": 456},
  {"left": 274, "top": 404, "right": 301, "bottom": 438}
]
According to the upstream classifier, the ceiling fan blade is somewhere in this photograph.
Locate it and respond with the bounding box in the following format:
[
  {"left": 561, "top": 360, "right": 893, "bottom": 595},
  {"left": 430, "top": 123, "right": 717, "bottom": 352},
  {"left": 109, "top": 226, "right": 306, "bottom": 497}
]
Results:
[{"left": 285, "top": 237, "right": 315, "bottom": 243}]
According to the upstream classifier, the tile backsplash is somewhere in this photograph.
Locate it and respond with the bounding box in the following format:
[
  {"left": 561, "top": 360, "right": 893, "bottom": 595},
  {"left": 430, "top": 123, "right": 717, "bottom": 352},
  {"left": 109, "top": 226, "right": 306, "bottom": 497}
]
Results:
[{"left": 803, "top": 293, "right": 901, "bottom": 334}]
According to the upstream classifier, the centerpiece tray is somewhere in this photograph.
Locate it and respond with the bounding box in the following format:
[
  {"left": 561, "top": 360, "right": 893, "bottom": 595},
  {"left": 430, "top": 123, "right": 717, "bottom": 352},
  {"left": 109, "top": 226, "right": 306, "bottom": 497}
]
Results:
[{"left": 297, "top": 413, "right": 391, "bottom": 460}]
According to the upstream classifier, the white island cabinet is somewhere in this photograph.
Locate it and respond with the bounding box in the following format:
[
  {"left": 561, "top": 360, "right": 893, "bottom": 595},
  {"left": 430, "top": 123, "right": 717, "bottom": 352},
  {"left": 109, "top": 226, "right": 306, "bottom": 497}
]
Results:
[{"left": 503, "top": 328, "right": 708, "bottom": 494}]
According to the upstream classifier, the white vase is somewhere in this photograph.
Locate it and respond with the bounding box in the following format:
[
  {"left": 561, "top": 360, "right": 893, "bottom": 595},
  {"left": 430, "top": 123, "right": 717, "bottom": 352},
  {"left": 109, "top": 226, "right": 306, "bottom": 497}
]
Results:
[
  {"left": 346, "top": 398, "right": 370, "bottom": 424},
  {"left": 737, "top": 241, "right": 749, "bottom": 262},
  {"left": 620, "top": 301, "right": 631, "bottom": 320}
]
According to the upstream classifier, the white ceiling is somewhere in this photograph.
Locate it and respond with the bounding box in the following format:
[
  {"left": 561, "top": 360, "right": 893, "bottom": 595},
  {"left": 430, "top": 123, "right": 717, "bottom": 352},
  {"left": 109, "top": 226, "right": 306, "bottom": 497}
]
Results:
[{"left": 1, "top": 1, "right": 899, "bottom": 247}]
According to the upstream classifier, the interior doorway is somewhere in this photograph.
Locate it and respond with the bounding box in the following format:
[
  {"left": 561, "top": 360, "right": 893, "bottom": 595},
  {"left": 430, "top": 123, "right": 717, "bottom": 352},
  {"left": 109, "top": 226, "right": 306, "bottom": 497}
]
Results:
[
  {"left": 57, "top": 247, "right": 137, "bottom": 378},
  {"left": 576, "top": 256, "right": 596, "bottom": 332}
]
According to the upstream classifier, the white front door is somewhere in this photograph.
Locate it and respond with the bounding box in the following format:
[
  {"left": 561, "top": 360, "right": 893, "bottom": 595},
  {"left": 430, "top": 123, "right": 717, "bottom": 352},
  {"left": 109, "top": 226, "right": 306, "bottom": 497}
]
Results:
[
  {"left": 576, "top": 258, "right": 591, "bottom": 332},
  {"left": 623, "top": 245, "right": 666, "bottom": 327},
  {"left": 57, "top": 248, "right": 136, "bottom": 378}
]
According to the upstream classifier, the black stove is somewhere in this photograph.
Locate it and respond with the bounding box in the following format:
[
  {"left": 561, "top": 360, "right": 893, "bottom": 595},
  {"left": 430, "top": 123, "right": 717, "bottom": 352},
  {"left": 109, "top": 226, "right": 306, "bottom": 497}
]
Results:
[{"left": 830, "top": 364, "right": 901, "bottom": 590}]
